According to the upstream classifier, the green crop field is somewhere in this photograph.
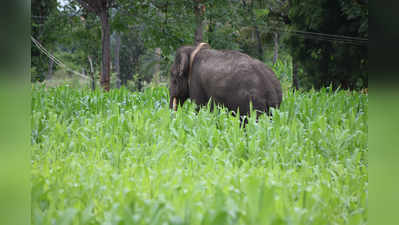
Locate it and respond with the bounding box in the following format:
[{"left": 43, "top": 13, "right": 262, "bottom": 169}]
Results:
[{"left": 31, "top": 85, "right": 368, "bottom": 225}]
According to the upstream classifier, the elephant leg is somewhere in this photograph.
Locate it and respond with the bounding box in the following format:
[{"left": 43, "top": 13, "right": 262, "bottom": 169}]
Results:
[{"left": 189, "top": 83, "right": 209, "bottom": 109}]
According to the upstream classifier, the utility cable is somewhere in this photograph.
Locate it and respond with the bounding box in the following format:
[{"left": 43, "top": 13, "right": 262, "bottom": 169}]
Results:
[{"left": 31, "top": 36, "right": 92, "bottom": 80}]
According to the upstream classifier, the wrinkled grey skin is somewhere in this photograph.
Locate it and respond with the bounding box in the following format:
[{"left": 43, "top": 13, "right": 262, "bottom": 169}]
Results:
[{"left": 169, "top": 46, "right": 282, "bottom": 116}]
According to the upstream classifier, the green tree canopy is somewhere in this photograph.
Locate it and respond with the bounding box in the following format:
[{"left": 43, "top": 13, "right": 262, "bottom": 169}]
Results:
[{"left": 287, "top": 0, "right": 368, "bottom": 89}]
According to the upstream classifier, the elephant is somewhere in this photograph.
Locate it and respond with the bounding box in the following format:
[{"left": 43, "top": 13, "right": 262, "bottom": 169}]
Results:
[{"left": 169, "top": 43, "right": 282, "bottom": 117}]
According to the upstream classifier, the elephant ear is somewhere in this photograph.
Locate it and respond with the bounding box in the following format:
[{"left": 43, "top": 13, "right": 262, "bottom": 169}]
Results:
[{"left": 177, "top": 52, "right": 189, "bottom": 77}]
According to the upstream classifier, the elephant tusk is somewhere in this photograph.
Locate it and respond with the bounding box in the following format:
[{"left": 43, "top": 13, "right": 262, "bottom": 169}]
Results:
[{"left": 172, "top": 97, "right": 177, "bottom": 111}]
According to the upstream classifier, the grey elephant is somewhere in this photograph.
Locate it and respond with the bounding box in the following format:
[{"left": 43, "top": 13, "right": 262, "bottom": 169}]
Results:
[{"left": 169, "top": 43, "right": 282, "bottom": 117}]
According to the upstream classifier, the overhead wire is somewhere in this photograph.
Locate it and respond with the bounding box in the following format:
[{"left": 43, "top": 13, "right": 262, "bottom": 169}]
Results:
[
  {"left": 31, "top": 36, "right": 92, "bottom": 80},
  {"left": 276, "top": 27, "right": 368, "bottom": 42},
  {"left": 31, "top": 36, "right": 65, "bottom": 66},
  {"left": 269, "top": 27, "right": 367, "bottom": 46}
]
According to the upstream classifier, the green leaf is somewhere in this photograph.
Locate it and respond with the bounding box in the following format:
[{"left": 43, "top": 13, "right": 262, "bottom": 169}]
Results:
[{"left": 254, "top": 9, "right": 269, "bottom": 18}]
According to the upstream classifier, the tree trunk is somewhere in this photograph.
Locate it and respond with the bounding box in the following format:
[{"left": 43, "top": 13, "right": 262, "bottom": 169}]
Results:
[
  {"left": 88, "top": 55, "right": 95, "bottom": 90},
  {"left": 292, "top": 58, "right": 299, "bottom": 90},
  {"left": 48, "top": 57, "right": 54, "bottom": 79},
  {"left": 153, "top": 48, "right": 161, "bottom": 85},
  {"left": 114, "top": 32, "right": 121, "bottom": 88},
  {"left": 100, "top": 10, "right": 111, "bottom": 91},
  {"left": 254, "top": 26, "right": 263, "bottom": 61},
  {"left": 194, "top": 0, "right": 204, "bottom": 45},
  {"left": 273, "top": 32, "right": 279, "bottom": 65},
  {"left": 136, "top": 57, "right": 142, "bottom": 90},
  {"left": 341, "top": 79, "right": 349, "bottom": 90},
  {"left": 208, "top": 12, "right": 214, "bottom": 46},
  {"left": 248, "top": 0, "right": 263, "bottom": 61}
]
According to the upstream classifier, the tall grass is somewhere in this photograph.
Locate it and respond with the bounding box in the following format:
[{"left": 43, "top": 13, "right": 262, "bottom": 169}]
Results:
[{"left": 31, "top": 84, "right": 367, "bottom": 225}]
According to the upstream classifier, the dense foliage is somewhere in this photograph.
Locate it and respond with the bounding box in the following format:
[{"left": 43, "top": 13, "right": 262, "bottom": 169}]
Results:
[
  {"left": 31, "top": 0, "right": 58, "bottom": 81},
  {"left": 31, "top": 0, "right": 368, "bottom": 90},
  {"left": 287, "top": 0, "right": 368, "bottom": 89},
  {"left": 32, "top": 85, "right": 368, "bottom": 225}
]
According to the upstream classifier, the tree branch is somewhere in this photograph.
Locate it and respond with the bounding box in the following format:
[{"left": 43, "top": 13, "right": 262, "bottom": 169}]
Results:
[
  {"left": 75, "top": 0, "right": 96, "bottom": 12},
  {"left": 75, "top": 0, "right": 116, "bottom": 14},
  {"left": 108, "top": 0, "right": 117, "bottom": 8},
  {"left": 269, "top": 11, "right": 291, "bottom": 25}
]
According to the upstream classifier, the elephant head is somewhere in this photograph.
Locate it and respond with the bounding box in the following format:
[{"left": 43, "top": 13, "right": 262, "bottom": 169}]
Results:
[
  {"left": 169, "top": 47, "right": 190, "bottom": 110},
  {"left": 169, "top": 43, "right": 209, "bottom": 110}
]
